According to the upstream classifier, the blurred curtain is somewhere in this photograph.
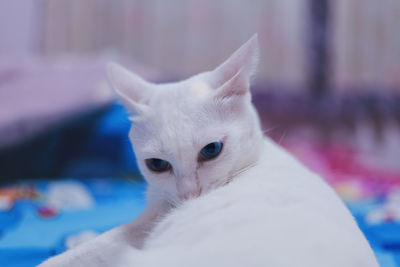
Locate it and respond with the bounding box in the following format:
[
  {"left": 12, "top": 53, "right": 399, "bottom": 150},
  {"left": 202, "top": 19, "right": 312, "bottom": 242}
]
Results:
[
  {"left": 331, "top": 0, "right": 400, "bottom": 93},
  {"left": 37, "top": 0, "right": 400, "bottom": 93},
  {"left": 39, "top": 0, "right": 308, "bottom": 89}
]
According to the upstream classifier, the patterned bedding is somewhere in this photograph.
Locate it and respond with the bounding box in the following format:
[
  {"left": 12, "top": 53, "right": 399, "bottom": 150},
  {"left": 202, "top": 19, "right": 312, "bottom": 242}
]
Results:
[{"left": 1, "top": 131, "right": 400, "bottom": 266}]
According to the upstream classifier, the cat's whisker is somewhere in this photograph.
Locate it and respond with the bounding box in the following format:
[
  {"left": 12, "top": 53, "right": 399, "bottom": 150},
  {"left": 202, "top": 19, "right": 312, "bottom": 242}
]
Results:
[
  {"left": 278, "top": 129, "right": 287, "bottom": 145},
  {"left": 160, "top": 191, "right": 181, "bottom": 208},
  {"left": 208, "top": 162, "right": 257, "bottom": 192},
  {"left": 262, "top": 125, "right": 280, "bottom": 134},
  {"left": 227, "top": 163, "right": 257, "bottom": 182},
  {"left": 145, "top": 187, "right": 180, "bottom": 208}
]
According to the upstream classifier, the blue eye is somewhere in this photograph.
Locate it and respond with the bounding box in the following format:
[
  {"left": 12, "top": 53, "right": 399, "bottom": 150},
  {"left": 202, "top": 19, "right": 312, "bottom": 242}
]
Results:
[
  {"left": 145, "top": 158, "right": 171, "bottom": 172},
  {"left": 199, "top": 141, "right": 223, "bottom": 161}
]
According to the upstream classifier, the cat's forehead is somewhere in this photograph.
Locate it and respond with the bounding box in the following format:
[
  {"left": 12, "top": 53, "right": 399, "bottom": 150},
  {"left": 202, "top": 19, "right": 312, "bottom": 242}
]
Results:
[
  {"left": 131, "top": 78, "right": 226, "bottom": 156},
  {"left": 149, "top": 77, "right": 213, "bottom": 114}
]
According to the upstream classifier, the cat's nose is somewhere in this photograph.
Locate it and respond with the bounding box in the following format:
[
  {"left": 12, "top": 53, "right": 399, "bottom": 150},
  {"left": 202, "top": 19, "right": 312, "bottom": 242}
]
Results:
[
  {"left": 180, "top": 187, "right": 202, "bottom": 201},
  {"left": 176, "top": 176, "right": 201, "bottom": 200}
]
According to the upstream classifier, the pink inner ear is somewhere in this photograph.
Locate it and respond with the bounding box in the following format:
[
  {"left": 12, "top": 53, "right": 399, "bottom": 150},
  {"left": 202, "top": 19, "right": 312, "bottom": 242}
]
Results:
[
  {"left": 215, "top": 68, "right": 249, "bottom": 99},
  {"left": 107, "top": 63, "right": 154, "bottom": 115},
  {"left": 210, "top": 34, "right": 259, "bottom": 89},
  {"left": 107, "top": 62, "right": 153, "bottom": 104}
]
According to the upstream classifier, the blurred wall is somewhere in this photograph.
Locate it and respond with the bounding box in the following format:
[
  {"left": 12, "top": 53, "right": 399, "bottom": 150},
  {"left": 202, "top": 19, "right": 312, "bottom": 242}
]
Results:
[
  {"left": 39, "top": 0, "right": 308, "bottom": 89},
  {"left": 331, "top": 0, "right": 400, "bottom": 92},
  {"left": 1, "top": 0, "right": 399, "bottom": 93},
  {"left": 39, "top": 0, "right": 400, "bottom": 93},
  {"left": 0, "top": 1, "right": 39, "bottom": 55}
]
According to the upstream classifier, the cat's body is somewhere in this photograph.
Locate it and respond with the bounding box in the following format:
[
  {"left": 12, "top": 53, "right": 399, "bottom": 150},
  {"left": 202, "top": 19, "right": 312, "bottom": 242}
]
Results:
[
  {"left": 134, "top": 138, "right": 378, "bottom": 267},
  {"left": 39, "top": 35, "right": 378, "bottom": 267}
]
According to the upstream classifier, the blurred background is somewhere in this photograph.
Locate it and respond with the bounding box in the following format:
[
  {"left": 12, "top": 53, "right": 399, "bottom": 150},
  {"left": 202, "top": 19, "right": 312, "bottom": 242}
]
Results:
[{"left": 0, "top": 1, "right": 400, "bottom": 266}]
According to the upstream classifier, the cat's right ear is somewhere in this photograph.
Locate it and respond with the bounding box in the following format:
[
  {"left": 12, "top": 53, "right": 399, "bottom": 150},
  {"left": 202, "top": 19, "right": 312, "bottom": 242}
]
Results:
[
  {"left": 210, "top": 34, "right": 259, "bottom": 100},
  {"left": 106, "top": 62, "right": 153, "bottom": 115}
]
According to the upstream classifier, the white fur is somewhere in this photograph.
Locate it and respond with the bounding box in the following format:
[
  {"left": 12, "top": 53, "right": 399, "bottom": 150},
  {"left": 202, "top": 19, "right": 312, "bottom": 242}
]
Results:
[{"left": 38, "top": 34, "right": 378, "bottom": 267}]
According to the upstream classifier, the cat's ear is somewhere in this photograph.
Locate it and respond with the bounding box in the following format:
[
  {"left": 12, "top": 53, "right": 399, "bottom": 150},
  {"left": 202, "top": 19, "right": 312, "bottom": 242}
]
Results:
[
  {"left": 106, "top": 62, "right": 153, "bottom": 115},
  {"left": 211, "top": 34, "right": 259, "bottom": 98}
]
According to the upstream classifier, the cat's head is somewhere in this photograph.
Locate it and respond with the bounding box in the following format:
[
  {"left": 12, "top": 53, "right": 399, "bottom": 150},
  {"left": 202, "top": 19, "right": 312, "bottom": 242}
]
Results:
[{"left": 107, "top": 35, "right": 263, "bottom": 205}]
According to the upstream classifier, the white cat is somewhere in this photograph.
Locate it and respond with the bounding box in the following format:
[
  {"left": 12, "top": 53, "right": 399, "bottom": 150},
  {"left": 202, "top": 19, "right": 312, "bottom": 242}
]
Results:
[{"left": 38, "top": 35, "right": 379, "bottom": 267}]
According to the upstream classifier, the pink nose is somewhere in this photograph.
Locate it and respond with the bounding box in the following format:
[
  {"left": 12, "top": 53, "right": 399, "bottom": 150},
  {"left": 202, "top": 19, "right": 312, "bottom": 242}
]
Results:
[{"left": 180, "top": 187, "right": 202, "bottom": 200}]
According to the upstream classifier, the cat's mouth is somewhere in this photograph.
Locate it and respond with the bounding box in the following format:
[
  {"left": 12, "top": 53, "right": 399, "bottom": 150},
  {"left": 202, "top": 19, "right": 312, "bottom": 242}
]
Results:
[{"left": 179, "top": 187, "right": 202, "bottom": 201}]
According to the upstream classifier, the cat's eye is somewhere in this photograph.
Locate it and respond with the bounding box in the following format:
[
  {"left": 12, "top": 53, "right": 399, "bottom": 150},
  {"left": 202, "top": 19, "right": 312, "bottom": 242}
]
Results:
[
  {"left": 199, "top": 141, "right": 223, "bottom": 161},
  {"left": 145, "top": 158, "right": 171, "bottom": 173}
]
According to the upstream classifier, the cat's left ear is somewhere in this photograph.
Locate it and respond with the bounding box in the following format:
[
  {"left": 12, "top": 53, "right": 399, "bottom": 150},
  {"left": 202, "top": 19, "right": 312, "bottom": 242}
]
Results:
[
  {"left": 106, "top": 62, "right": 154, "bottom": 115},
  {"left": 210, "top": 34, "right": 259, "bottom": 99}
]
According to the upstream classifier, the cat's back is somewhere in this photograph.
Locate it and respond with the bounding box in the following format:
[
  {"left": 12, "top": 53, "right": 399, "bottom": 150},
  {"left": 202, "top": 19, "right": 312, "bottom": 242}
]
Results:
[{"left": 140, "top": 139, "right": 378, "bottom": 267}]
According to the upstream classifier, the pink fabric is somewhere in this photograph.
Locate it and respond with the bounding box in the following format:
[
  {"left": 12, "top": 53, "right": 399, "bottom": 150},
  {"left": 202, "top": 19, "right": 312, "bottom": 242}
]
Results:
[{"left": 282, "top": 137, "right": 400, "bottom": 200}]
